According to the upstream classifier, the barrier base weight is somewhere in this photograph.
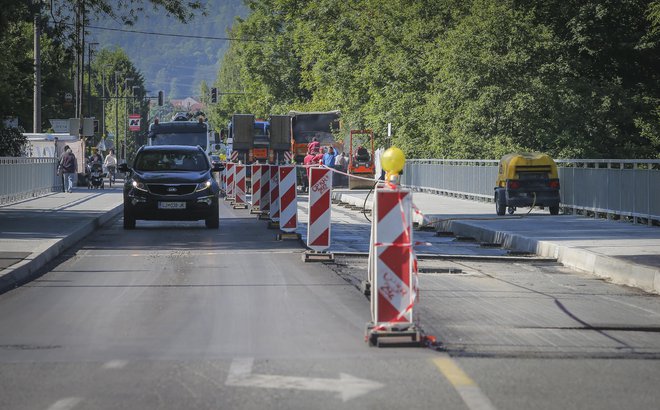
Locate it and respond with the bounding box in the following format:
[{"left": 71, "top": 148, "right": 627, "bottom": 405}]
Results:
[
  {"left": 360, "top": 280, "right": 371, "bottom": 297},
  {"left": 302, "top": 250, "right": 335, "bottom": 263},
  {"left": 233, "top": 203, "right": 248, "bottom": 209},
  {"left": 276, "top": 232, "right": 301, "bottom": 241},
  {"left": 258, "top": 212, "right": 270, "bottom": 220},
  {"left": 267, "top": 221, "right": 280, "bottom": 229},
  {"left": 365, "top": 323, "right": 423, "bottom": 348},
  {"left": 250, "top": 207, "right": 261, "bottom": 214}
]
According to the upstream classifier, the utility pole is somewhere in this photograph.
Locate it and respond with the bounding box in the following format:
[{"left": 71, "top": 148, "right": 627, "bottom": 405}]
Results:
[
  {"left": 114, "top": 71, "right": 119, "bottom": 159},
  {"left": 79, "top": 1, "right": 85, "bottom": 122},
  {"left": 87, "top": 42, "right": 98, "bottom": 118},
  {"left": 101, "top": 66, "right": 112, "bottom": 142},
  {"left": 33, "top": 4, "right": 41, "bottom": 133}
]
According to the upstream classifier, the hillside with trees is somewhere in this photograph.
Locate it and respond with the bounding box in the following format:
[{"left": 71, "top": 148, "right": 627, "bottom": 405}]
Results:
[
  {"left": 211, "top": 0, "right": 660, "bottom": 159},
  {"left": 90, "top": 0, "right": 245, "bottom": 98}
]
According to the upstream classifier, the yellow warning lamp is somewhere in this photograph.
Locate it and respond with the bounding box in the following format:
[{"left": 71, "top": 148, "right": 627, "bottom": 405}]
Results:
[{"left": 381, "top": 147, "right": 405, "bottom": 184}]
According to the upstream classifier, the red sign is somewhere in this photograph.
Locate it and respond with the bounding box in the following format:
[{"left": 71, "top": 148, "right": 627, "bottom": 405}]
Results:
[{"left": 128, "top": 114, "right": 141, "bottom": 131}]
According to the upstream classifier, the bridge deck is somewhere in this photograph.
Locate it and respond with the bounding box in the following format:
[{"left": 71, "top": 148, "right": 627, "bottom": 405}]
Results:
[{"left": 332, "top": 189, "right": 660, "bottom": 294}]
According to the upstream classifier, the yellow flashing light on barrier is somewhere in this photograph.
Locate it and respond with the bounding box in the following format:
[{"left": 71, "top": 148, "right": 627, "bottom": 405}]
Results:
[{"left": 381, "top": 147, "right": 405, "bottom": 183}]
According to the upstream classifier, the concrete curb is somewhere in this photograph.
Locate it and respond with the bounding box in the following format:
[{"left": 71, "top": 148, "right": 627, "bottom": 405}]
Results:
[
  {"left": 444, "top": 219, "right": 660, "bottom": 295},
  {"left": 0, "top": 204, "right": 124, "bottom": 294}
]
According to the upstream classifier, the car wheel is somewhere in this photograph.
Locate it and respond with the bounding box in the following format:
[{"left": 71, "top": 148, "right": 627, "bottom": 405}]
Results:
[
  {"left": 549, "top": 205, "right": 560, "bottom": 215},
  {"left": 495, "top": 191, "right": 505, "bottom": 216},
  {"left": 123, "top": 207, "right": 136, "bottom": 229},
  {"left": 205, "top": 203, "right": 219, "bottom": 229}
]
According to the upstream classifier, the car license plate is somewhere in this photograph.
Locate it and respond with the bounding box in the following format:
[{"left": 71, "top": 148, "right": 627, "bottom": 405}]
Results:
[{"left": 158, "top": 201, "right": 186, "bottom": 209}]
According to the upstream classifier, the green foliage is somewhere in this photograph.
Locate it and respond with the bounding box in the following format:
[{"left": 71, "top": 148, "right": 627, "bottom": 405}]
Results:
[
  {"left": 213, "top": 0, "right": 660, "bottom": 159},
  {"left": 0, "top": 126, "right": 28, "bottom": 157},
  {"left": 89, "top": 47, "right": 147, "bottom": 159}
]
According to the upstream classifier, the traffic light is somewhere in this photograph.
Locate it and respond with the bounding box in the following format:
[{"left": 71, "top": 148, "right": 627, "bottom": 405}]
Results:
[
  {"left": 211, "top": 87, "right": 218, "bottom": 103},
  {"left": 158, "top": 90, "right": 163, "bottom": 106}
]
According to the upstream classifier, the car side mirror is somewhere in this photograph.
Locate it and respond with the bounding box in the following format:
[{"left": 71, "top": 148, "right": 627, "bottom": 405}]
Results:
[
  {"left": 212, "top": 163, "right": 224, "bottom": 173},
  {"left": 117, "top": 163, "right": 130, "bottom": 173}
]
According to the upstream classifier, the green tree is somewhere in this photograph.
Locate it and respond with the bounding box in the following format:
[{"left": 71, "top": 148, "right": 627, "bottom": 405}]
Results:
[
  {"left": 213, "top": 0, "right": 659, "bottom": 159},
  {"left": 0, "top": 125, "right": 28, "bottom": 157}
]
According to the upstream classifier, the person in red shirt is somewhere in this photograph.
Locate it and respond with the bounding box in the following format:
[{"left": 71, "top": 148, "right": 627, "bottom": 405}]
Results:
[{"left": 302, "top": 149, "right": 316, "bottom": 193}]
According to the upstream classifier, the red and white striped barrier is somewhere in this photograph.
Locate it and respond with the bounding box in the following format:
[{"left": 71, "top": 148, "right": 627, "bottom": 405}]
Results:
[
  {"left": 220, "top": 165, "right": 225, "bottom": 193},
  {"left": 306, "top": 167, "right": 332, "bottom": 251},
  {"left": 226, "top": 162, "right": 235, "bottom": 200},
  {"left": 260, "top": 164, "right": 271, "bottom": 214},
  {"left": 233, "top": 164, "right": 247, "bottom": 208},
  {"left": 250, "top": 164, "right": 262, "bottom": 211},
  {"left": 278, "top": 165, "right": 297, "bottom": 233},
  {"left": 370, "top": 183, "right": 416, "bottom": 329},
  {"left": 269, "top": 165, "right": 280, "bottom": 222}
]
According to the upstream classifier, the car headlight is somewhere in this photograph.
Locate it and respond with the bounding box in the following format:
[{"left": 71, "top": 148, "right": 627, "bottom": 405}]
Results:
[
  {"left": 195, "top": 179, "right": 213, "bottom": 192},
  {"left": 132, "top": 180, "right": 148, "bottom": 192}
]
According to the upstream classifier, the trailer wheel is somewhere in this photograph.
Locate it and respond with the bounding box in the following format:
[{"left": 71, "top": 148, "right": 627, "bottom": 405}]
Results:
[
  {"left": 495, "top": 191, "right": 506, "bottom": 216},
  {"left": 549, "top": 205, "right": 559, "bottom": 215}
]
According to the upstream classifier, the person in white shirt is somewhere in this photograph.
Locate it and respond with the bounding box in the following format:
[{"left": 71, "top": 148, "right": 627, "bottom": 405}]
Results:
[{"left": 104, "top": 149, "right": 118, "bottom": 183}]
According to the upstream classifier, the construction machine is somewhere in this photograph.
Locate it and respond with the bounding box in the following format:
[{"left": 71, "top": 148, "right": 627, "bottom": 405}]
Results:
[{"left": 347, "top": 129, "right": 375, "bottom": 190}]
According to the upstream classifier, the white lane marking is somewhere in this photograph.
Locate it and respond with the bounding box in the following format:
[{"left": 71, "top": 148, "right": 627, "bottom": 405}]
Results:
[
  {"left": 226, "top": 358, "right": 384, "bottom": 402},
  {"left": 102, "top": 360, "right": 128, "bottom": 369},
  {"left": 47, "top": 397, "right": 82, "bottom": 410}
]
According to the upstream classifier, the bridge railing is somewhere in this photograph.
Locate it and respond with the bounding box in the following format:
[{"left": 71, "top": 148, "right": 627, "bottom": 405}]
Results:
[
  {"left": 0, "top": 157, "right": 63, "bottom": 205},
  {"left": 402, "top": 159, "right": 660, "bottom": 224}
]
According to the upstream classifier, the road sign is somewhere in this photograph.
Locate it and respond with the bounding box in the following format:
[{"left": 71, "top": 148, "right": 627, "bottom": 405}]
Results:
[
  {"left": 49, "top": 119, "right": 69, "bottom": 133},
  {"left": 128, "top": 114, "right": 141, "bottom": 131}
]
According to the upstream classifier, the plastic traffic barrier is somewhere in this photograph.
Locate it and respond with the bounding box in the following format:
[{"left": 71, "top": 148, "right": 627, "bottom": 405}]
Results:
[
  {"left": 278, "top": 165, "right": 298, "bottom": 234},
  {"left": 233, "top": 164, "right": 248, "bottom": 209}
]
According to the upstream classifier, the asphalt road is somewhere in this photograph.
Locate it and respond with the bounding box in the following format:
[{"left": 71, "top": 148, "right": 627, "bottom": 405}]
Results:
[{"left": 0, "top": 199, "right": 658, "bottom": 409}]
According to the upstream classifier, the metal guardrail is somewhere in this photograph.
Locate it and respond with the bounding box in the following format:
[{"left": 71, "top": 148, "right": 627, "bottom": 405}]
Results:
[
  {"left": 0, "top": 157, "right": 63, "bottom": 205},
  {"left": 402, "top": 159, "right": 660, "bottom": 225}
]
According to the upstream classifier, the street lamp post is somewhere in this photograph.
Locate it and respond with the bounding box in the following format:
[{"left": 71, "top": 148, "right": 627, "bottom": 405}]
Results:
[
  {"left": 86, "top": 42, "right": 98, "bottom": 119},
  {"left": 114, "top": 71, "right": 119, "bottom": 160},
  {"left": 123, "top": 77, "right": 134, "bottom": 162},
  {"left": 101, "top": 65, "right": 112, "bottom": 144}
]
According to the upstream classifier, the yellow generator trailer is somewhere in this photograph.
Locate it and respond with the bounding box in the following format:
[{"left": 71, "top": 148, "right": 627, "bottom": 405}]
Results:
[{"left": 495, "top": 152, "right": 561, "bottom": 216}]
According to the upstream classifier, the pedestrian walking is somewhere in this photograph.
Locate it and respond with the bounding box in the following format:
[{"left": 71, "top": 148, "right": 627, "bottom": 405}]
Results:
[{"left": 58, "top": 146, "right": 77, "bottom": 193}]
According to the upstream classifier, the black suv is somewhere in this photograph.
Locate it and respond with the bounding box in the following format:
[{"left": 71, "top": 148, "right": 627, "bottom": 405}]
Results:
[{"left": 118, "top": 145, "right": 222, "bottom": 229}]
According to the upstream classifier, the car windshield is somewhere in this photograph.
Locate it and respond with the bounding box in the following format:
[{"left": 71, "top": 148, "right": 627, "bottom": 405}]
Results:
[{"left": 134, "top": 151, "right": 209, "bottom": 172}]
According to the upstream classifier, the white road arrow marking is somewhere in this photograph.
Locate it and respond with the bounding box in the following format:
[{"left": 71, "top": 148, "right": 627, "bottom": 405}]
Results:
[{"left": 226, "top": 358, "right": 384, "bottom": 402}]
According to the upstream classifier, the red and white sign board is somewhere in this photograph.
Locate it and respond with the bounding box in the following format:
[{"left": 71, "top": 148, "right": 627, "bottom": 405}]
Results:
[
  {"left": 260, "top": 165, "right": 271, "bottom": 213},
  {"left": 306, "top": 167, "right": 332, "bottom": 251},
  {"left": 370, "top": 184, "right": 415, "bottom": 326},
  {"left": 251, "top": 164, "right": 262, "bottom": 210},
  {"left": 128, "top": 114, "right": 141, "bottom": 131},
  {"left": 234, "top": 164, "right": 247, "bottom": 205},
  {"left": 269, "top": 165, "right": 280, "bottom": 222},
  {"left": 226, "top": 162, "right": 235, "bottom": 200},
  {"left": 278, "top": 165, "right": 297, "bottom": 232}
]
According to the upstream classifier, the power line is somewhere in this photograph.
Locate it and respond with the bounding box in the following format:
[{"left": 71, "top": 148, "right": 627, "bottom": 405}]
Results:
[{"left": 79, "top": 24, "right": 275, "bottom": 43}]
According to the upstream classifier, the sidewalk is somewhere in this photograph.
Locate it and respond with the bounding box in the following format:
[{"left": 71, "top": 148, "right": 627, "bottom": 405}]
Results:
[
  {"left": 0, "top": 188, "right": 123, "bottom": 293},
  {"left": 332, "top": 189, "right": 660, "bottom": 294}
]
